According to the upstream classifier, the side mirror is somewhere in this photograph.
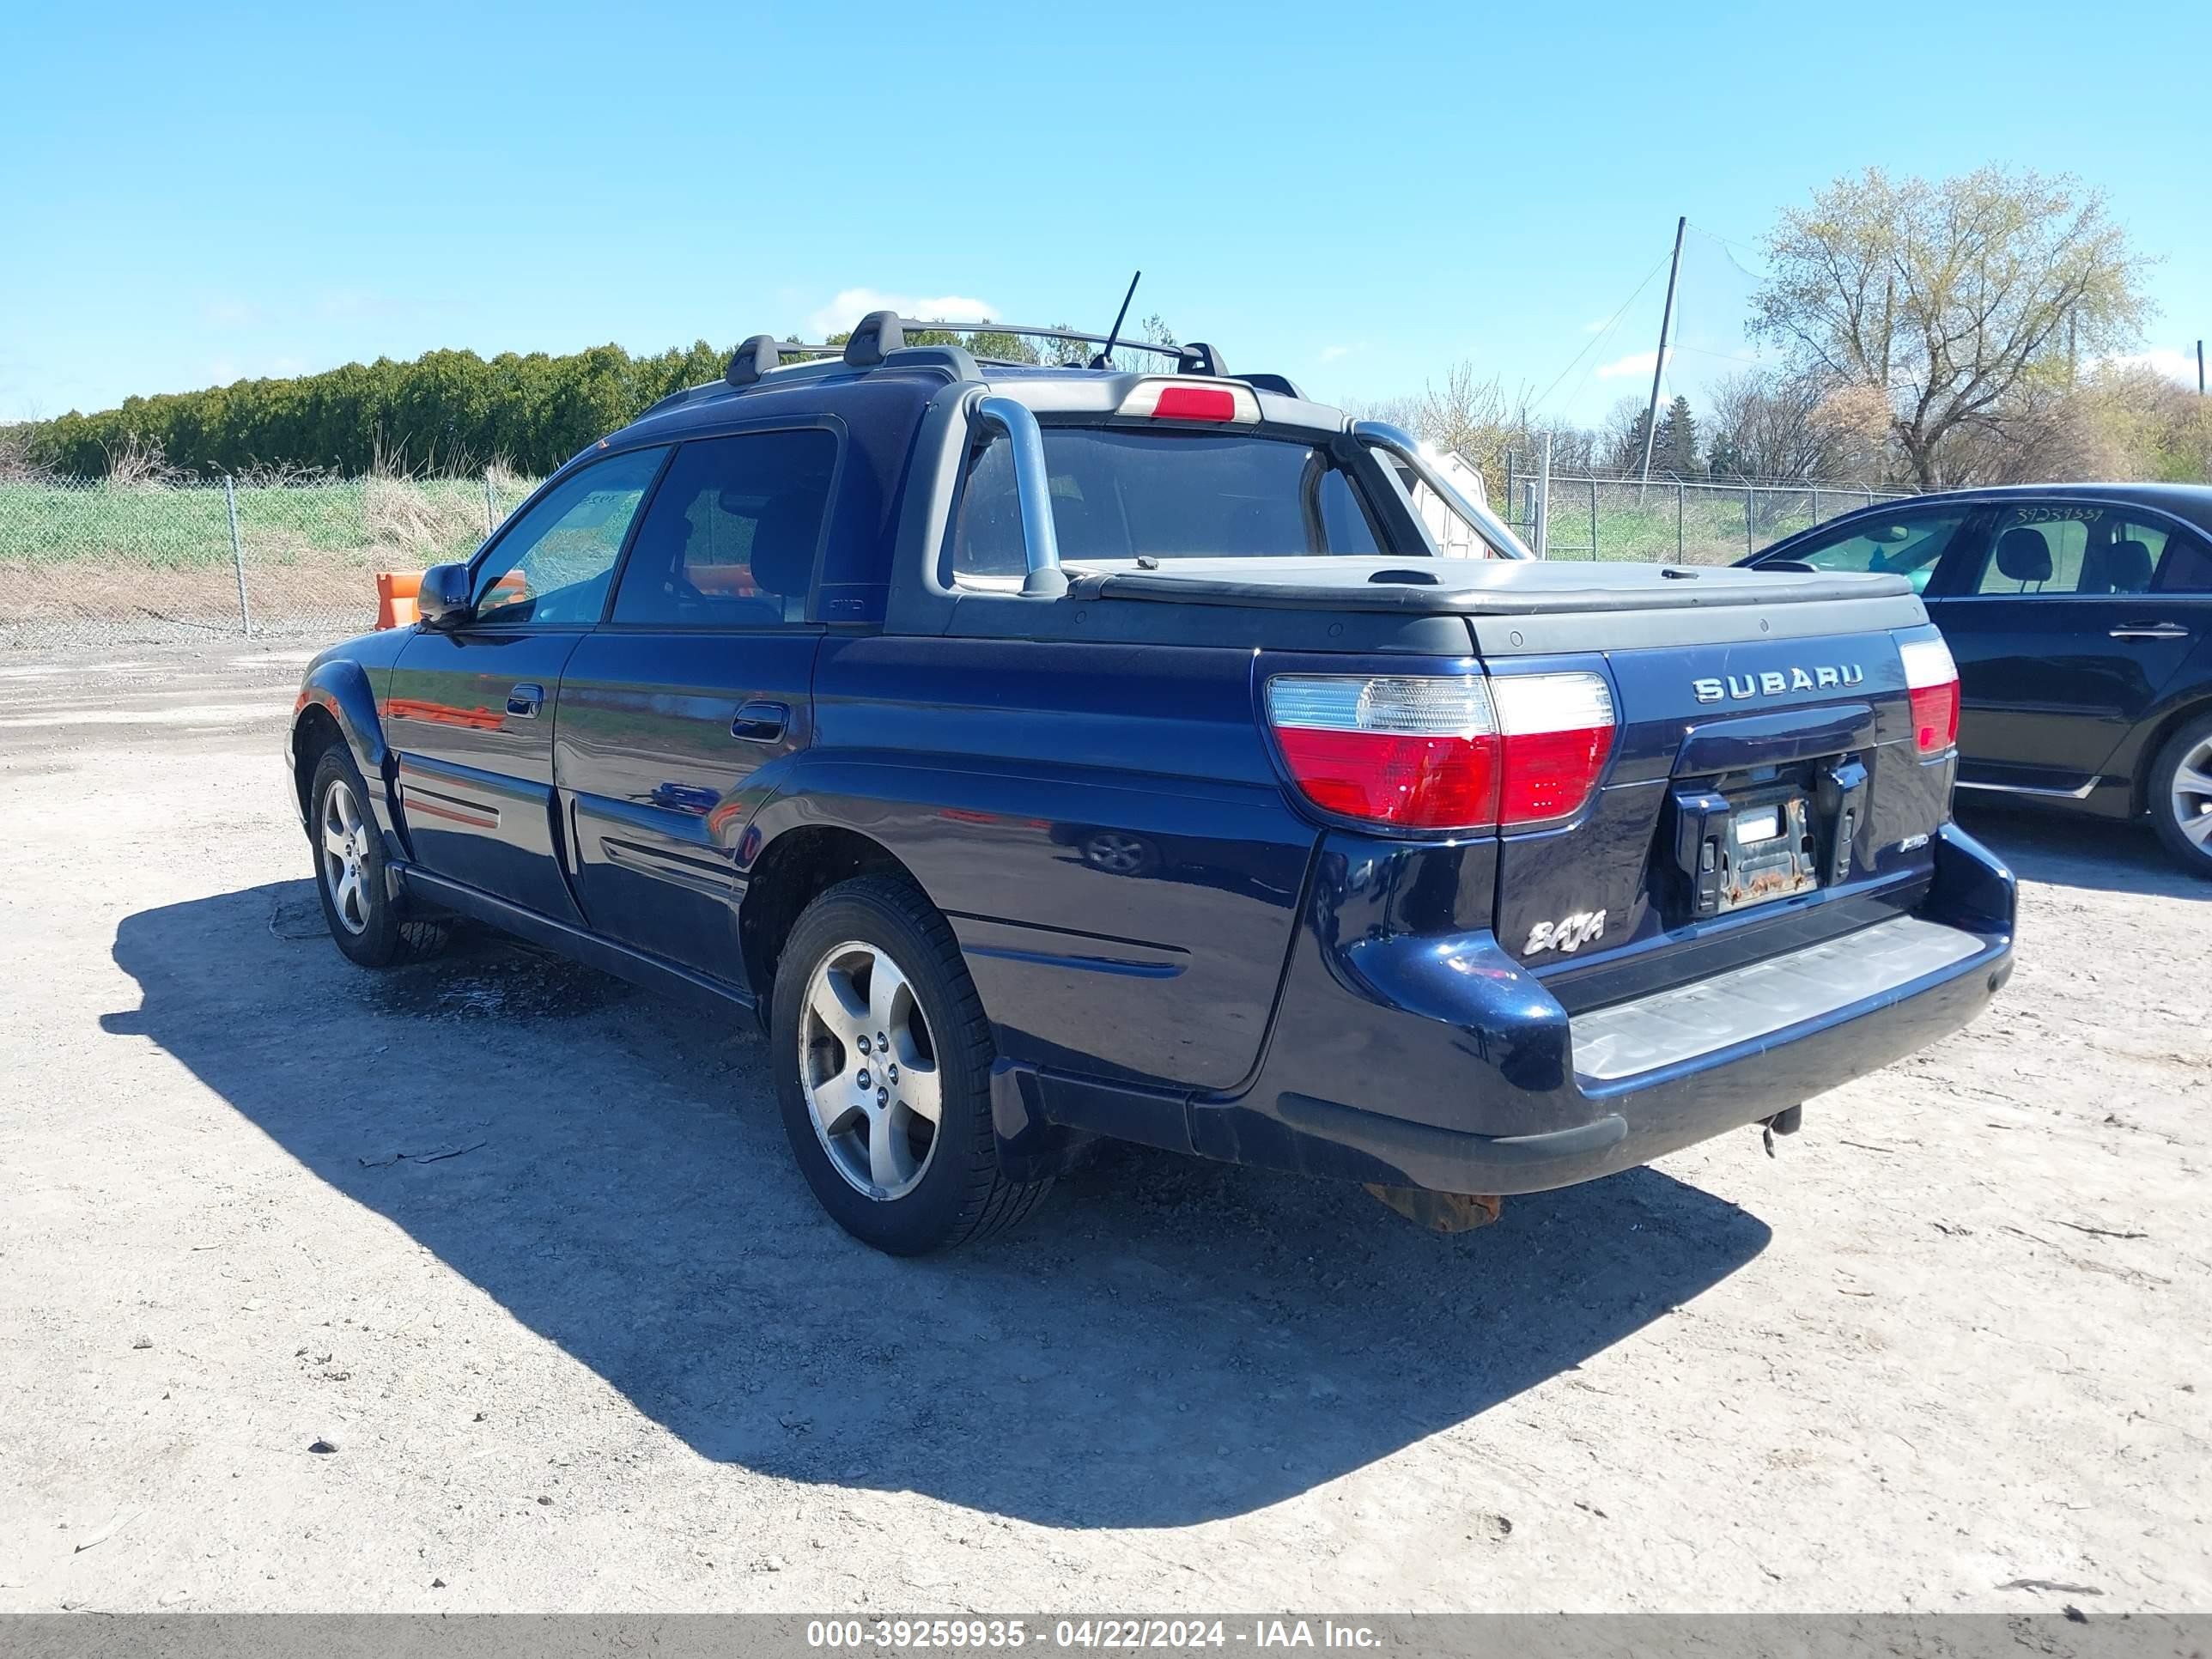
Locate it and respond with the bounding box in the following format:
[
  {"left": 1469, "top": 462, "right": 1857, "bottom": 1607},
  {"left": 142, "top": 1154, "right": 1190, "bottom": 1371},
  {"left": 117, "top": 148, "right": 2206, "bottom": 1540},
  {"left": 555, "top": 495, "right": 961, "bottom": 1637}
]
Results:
[{"left": 416, "top": 563, "right": 474, "bottom": 629}]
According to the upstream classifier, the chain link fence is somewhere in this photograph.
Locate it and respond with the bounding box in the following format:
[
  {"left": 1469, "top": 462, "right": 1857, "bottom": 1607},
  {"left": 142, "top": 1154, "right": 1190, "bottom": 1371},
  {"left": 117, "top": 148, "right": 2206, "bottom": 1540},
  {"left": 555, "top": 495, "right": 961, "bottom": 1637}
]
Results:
[
  {"left": 2, "top": 462, "right": 1919, "bottom": 653},
  {"left": 1498, "top": 467, "right": 1917, "bottom": 565},
  {"left": 0, "top": 472, "right": 534, "bottom": 652}
]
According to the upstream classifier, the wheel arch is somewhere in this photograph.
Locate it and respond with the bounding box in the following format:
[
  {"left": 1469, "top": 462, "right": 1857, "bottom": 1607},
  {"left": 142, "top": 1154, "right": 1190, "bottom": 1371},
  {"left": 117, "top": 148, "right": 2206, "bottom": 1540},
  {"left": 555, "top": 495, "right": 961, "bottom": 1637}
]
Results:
[
  {"left": 290, "top": 659, "right": 398, "bottom": 840},
  {"left": 738, "top": 823, "right": 926, "bottom": 1019},
  {"left": 2128, "top": 694, "right": 2212, "bottom": 817}
]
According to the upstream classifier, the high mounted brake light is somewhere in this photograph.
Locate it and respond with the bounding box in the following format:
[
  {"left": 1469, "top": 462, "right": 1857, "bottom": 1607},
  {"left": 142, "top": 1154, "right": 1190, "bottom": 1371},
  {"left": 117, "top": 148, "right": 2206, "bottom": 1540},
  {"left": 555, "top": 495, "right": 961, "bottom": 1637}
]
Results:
[
  {"left": 1898, "top": 635, "right": 1960, "bottom": 757},
  {"left": 1265, "top": 671, "right": 1615, "bottom": 833},
  {"left": 1118, "top": 379, "right": 1261, "bottom": 424}
]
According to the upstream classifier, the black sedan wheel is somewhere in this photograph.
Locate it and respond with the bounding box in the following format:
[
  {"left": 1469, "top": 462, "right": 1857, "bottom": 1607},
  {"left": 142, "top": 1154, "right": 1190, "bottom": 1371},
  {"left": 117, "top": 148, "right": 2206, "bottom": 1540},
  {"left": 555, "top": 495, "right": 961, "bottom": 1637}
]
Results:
[{"left": 2149, "top": 714, "right": 2212, "bottom": 877}]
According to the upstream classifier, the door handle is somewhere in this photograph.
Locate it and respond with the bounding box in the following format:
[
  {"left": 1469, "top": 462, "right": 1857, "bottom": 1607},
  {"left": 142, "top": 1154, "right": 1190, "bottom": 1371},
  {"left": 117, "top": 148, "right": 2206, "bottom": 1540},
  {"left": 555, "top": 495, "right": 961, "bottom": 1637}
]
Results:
[
  {"left": 731, "top": 700, "right": 790, "bottom": 742},
  {"left": 2109, "top": 623, "right": 2190, "bottom": 641},
  {"left": 506, "top": 682, "right": 545, "bottom": 718}
]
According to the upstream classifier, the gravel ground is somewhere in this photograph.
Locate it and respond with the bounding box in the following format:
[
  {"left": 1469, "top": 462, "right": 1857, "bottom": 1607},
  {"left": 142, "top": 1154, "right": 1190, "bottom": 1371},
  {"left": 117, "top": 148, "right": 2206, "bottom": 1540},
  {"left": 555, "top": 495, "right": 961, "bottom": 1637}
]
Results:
[{"left": 0, "top": 645, "right": 2204, "bottom": 1613}]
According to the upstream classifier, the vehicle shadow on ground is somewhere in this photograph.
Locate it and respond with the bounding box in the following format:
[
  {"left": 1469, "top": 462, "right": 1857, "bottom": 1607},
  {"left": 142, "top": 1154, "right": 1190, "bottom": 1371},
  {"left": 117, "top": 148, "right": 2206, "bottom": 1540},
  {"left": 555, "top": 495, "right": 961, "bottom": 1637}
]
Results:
[
  {"left": 1956, "top": 805, "right": 2211, "bottom": 902},
  {"left": 104, "top": 880, "right": 1771, "bottom": 1529}
]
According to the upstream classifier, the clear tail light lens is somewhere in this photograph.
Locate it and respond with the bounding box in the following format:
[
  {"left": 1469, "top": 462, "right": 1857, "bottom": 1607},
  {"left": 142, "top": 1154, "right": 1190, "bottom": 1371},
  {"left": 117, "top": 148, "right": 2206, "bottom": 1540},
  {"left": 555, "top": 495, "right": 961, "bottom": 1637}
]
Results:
[
  {"left": 1265, "top": 670, "right": 1615, "bottom": 832},
  {"left": 1899, "top": 635, "right": 1960, "bottom": 756},
  {"left": 1491, "top": 672, "right": 1618, "bottom": 823}
]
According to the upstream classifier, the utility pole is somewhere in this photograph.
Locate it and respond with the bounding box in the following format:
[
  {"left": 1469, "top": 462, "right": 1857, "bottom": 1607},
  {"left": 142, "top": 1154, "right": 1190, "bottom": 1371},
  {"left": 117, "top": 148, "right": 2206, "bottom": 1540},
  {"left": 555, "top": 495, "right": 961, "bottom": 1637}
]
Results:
[
  {"left": 2198, "top": 339, "right": 2205, "bottom": 396},
  {"left": 1638, "top": 216, "right": 1687, "bottom": 487}
]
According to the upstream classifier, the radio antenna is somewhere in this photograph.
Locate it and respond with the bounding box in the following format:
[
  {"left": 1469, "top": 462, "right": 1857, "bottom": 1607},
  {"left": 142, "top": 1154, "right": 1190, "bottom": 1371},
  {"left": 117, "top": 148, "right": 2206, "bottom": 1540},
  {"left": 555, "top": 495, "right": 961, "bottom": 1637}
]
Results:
[{"left": 1089, "top": 270, "right": 1142, "bottom": 368}]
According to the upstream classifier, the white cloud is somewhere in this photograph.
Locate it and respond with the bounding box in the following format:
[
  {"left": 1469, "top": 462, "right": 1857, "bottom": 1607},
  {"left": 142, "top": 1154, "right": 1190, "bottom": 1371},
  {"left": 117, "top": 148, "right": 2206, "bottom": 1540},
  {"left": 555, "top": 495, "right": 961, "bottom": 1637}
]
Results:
[
  {"left": 202, "top": 298, "right": 259, "bottom": 329},
  {"left": 2110, "top": 346, "right": 2204, "bottom": 389},
  {"left": 807, "top": 288, "right": 997, "bottom": 337},
  {"left": 1318, "top": 343, "right": 1358, "bottom": 363},
  {"left": 1582, "top": 318, "right": 1612, "bottom": 335},
  {"left": 1595, "top": 348, "right": 1671, "bottom": 381}
]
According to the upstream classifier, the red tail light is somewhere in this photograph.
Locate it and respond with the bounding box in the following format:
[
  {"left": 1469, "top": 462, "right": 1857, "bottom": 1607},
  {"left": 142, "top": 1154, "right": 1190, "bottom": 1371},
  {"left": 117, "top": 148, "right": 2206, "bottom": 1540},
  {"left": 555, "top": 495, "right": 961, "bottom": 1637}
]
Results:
[
  {"left": 1266, "top": 671, "right": 1614, "bottom": 832},
  {"left": 1267, "top": 676, "right": 1500, "bottom": 830},
  {"left": 1899, "top": 635, "right": 1960, "bottom": 756}
]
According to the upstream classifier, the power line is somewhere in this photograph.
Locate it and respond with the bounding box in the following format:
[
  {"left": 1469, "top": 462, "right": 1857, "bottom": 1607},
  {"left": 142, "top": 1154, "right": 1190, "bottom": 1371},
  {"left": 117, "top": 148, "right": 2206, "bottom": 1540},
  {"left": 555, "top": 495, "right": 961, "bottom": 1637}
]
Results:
[{"left": 1528, "top": 246, "right": 1673, "bottom": 416}]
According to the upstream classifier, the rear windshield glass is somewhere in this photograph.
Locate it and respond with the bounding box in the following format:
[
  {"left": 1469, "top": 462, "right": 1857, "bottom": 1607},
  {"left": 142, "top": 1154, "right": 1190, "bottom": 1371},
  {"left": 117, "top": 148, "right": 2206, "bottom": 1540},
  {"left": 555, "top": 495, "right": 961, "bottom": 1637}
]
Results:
[{"left": 951, "top": 428, "right": 1384, "bottom": 580}]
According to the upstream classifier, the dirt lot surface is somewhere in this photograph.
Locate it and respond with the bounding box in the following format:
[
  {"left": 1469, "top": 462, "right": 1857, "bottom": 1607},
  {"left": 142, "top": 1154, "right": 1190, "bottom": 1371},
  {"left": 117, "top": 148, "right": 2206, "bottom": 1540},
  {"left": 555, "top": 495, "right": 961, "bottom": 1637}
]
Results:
[{"left": 0, "top": 646, "right": 2205, "bottom": 1614}]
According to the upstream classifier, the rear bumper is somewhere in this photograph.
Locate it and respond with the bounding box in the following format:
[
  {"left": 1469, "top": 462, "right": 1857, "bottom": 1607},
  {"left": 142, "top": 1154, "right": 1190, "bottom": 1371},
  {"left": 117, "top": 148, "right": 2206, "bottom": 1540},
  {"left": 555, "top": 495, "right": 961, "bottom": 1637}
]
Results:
[{"left": 1182, "top": 821, "right": 2014, "bottom": 1196}]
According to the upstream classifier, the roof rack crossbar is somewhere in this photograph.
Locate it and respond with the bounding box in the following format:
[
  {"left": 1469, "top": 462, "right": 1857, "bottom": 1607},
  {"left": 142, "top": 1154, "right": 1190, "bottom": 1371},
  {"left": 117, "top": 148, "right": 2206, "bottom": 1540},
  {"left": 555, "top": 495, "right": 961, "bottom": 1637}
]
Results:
[{"left": 883, "top": 320, "right": 1185, "bottom": 361}]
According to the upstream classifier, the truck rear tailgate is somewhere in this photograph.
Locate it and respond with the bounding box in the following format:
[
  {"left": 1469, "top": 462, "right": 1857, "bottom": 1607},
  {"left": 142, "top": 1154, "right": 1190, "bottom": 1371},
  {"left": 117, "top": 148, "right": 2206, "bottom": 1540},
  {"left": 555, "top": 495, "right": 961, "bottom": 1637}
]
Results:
[{"left": 1078, "top": 555, "right": 1946, "bottom": 1001}]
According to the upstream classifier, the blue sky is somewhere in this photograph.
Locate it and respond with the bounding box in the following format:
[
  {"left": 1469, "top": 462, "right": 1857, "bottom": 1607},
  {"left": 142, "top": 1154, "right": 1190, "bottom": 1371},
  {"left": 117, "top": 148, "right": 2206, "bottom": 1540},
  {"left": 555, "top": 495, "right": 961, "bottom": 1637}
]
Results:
[{"left": 4, "top": 0, "right": 2207, "bottom": 428}]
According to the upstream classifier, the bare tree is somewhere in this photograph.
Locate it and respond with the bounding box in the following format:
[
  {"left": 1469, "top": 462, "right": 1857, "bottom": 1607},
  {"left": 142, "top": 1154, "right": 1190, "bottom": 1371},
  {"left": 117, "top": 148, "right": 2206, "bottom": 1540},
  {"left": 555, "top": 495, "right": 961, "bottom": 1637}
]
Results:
[
  {"left": 0, "top": 422, "right": 52, "bottom": 483},
  {"left": 1698, "top": 369, "right": 1822, "bottom": 479},
  {"left": 1750, "top": 167, "right": 2151, "bottom": 488}
]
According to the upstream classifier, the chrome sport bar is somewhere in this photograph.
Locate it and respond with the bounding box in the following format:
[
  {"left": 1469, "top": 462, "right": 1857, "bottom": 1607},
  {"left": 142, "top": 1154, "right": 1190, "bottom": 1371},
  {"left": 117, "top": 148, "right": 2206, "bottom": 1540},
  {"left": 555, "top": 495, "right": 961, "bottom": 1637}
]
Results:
[
  {"left": 972, "top": 394, "right": 1067, "bottom": 598},
  {"left": 1352, "top": 420, "right": 1535, "bottom": 561}
]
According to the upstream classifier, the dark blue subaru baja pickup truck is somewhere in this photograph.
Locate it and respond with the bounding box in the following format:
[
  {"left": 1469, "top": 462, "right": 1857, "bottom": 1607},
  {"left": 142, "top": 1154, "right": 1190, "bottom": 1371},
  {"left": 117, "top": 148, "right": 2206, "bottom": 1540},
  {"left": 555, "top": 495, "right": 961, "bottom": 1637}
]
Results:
[{"left": 286, "top": 313, "right": 2016, "bottom": 1253}]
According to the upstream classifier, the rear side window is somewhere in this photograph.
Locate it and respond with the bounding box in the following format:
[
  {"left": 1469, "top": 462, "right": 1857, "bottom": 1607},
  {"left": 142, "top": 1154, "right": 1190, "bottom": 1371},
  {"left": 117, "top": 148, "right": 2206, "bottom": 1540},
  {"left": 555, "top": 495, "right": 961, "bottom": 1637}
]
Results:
[
  {"left": 1774, "top": 507, "right": 1971, "bottom": 594},
  {"left": 611, "top": 428, "right": 837, "bottom": 627},
  {"left": 2155, "top": 531, "right": 2212, "bottom": 593},
  {"left": 951, "top": 428, "right": 1382, "bottom": 581}
]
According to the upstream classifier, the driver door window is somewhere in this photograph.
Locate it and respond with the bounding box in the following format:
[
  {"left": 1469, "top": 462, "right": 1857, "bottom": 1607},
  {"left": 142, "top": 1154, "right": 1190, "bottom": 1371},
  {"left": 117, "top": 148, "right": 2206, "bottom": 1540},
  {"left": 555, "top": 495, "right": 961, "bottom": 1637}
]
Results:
[
  {"left": 473, "top": 447, "right": 667, "bottom": 626},
  {"left": 1778, "top": 507, "right": 1973, "bottom": 593}
]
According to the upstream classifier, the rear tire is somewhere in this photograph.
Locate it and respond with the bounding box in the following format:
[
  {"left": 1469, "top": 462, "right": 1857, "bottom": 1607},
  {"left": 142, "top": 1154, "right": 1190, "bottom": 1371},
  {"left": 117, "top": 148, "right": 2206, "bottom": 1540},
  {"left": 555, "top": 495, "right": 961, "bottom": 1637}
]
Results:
[
  {"left": 771, "top": 876, "right": 1051, "bottom": 1254},
  {"left": 2148, "top": 714, "right": 2212, "bottom": 878},
  {"left": 307, "top": 745, "right": 439, "bottom": 967}
]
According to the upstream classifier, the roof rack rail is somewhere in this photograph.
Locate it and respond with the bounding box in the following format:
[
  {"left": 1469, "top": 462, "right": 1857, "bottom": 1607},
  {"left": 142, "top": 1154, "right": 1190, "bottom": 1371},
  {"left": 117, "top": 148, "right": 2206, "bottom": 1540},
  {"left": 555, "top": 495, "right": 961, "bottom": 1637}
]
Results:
[{"left": 714, "top": 317, "right": 1245, "bottom": 393}]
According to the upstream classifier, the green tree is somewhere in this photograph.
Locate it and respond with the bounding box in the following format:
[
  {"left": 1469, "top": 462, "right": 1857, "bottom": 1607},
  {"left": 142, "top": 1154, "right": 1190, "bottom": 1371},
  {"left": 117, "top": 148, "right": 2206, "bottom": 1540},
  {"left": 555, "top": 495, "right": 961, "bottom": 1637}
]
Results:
[
  {"left": 1661, "top": 395, "right": 1698, "bottom": 476},
  {"left": 1750, "top": 166, "right": 2152, "bottom": 489}
]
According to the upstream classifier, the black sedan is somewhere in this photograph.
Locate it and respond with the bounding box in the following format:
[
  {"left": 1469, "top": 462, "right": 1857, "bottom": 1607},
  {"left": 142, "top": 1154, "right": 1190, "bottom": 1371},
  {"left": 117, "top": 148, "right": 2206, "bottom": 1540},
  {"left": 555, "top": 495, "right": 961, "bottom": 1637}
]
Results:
[{"left": 1742, "top": 483, "right": 2212, "bottom": 874}]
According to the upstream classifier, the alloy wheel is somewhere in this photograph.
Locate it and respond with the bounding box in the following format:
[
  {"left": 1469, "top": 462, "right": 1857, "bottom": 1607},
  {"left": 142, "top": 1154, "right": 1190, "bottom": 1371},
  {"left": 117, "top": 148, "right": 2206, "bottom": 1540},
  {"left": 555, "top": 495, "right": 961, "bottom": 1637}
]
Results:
[
  {"left": 2171, "top": 735, "right": 2212, "bottom": 854},
  {"left": 1084, "top": 830, "right": 1151, "bottom": 876},
  {"left": 319, "top": 778, "right": 374, "bottom": 935},
  {"left": 798, "top": 941, "right": 944, "bottom": 1200}
]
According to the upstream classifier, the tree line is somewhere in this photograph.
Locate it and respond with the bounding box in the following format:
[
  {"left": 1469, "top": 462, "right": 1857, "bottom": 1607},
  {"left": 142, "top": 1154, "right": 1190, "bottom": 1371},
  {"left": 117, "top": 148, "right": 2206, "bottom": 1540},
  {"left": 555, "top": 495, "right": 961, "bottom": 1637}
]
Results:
[{"left": 13, "top": 322, "right": 1114, "bottom": 482}]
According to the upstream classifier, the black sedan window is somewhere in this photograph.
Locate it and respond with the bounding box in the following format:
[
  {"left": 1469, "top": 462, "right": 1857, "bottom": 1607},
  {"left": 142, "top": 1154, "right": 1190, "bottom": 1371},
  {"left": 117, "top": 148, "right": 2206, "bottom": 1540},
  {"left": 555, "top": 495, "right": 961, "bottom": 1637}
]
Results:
[{"left": 1769, "top": 507, "right": 1972, "bottom": 595}]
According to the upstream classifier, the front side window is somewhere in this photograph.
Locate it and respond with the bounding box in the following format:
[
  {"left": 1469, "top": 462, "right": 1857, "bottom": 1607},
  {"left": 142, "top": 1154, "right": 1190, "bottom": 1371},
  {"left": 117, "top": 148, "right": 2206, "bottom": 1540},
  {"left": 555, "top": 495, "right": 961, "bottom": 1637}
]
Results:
[
  {"left": 951, "top": 428, "right": 1383, "bottom": 582},
  {"left": 1778, "top": 507, "right": 1971, "bottom": 593},
  {"left": 474, "top": 447, "right": 666, "bottom": 624},
  {"left": 610, "top": 429, "right": 838, "bottom": 627}
]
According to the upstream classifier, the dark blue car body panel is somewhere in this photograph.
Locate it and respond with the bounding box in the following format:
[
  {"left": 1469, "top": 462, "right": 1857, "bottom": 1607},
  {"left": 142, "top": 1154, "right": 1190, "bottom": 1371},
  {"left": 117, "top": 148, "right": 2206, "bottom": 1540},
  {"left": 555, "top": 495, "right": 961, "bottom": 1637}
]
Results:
[{"left": 289, "top": 349, "right": 2017, "bottom": 1200}]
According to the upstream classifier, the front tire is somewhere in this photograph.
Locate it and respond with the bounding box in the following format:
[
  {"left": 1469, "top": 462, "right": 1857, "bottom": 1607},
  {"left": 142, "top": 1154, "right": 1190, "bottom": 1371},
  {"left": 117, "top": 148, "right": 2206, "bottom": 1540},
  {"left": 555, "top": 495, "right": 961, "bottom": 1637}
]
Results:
[
  {"left": 771, "top": 877, "right": 1051, "bottom": 1254},
  {"left": 2148, "top": 714, "right": 2212, "bottom": 878},
  {"left": 308, "top": 745, "right": 428, "bottom": 967}
]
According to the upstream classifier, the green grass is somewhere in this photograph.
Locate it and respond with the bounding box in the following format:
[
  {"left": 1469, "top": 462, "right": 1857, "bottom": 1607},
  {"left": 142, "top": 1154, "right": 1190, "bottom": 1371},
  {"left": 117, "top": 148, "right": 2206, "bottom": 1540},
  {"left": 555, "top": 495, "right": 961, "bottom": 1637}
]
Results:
[
  {"left": 0, "top": 477, "right": 537, "bottom": 570},
  {"left": 1521, "top": 483, "right": 1907, "bottom": 564}
]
